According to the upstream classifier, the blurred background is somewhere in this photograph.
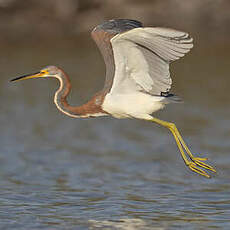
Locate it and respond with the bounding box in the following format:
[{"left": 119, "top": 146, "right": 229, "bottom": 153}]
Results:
[
  {"left": 1, "top": 0, "right": 230, "bottom": 229},
  {"left": 0, "top": 0, "right": 230, "bottom": 41},
  {"left": 0, "top": 0, "right": 230, "bottom": 42}
]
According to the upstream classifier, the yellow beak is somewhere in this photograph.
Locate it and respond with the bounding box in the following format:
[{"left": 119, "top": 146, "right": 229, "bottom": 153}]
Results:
[{"left": 10, "top": 72, "right": 45, "bottom": 82}]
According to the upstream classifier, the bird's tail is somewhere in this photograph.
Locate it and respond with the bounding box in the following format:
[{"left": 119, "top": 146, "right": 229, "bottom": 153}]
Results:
[{"left": 163, "top": 94, "right": 183, "bottom": 103}]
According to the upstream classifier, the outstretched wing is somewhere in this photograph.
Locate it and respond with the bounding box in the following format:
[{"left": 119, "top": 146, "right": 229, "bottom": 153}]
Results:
[
  {"left": 110, "top": 27, "right": 193, "bottom": 95},
  {"left": 91, "top": 19, "right": 143, "bottom": 91}
]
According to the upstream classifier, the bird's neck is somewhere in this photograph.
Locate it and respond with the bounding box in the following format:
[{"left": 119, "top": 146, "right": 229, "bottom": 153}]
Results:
[{"left": 54, "top": 70, "right": 107, "bottom": 118}]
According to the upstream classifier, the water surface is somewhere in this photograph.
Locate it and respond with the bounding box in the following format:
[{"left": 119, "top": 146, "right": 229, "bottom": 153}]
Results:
[{"left": 0, "top": 35, "right": 230, "bottom": 229}]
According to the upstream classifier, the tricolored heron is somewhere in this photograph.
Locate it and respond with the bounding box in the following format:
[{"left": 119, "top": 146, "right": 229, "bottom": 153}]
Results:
[{"left": 11, "top": 19, "right": 216, "bottom": 178}]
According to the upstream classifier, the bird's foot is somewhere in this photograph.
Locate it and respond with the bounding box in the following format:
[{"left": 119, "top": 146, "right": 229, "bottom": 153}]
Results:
[
  {"left": 148, "top": 117, "right": 217, "bottom": 178},
  {"left": 186, "top": 156, "right": 216, "bottom": 178}
]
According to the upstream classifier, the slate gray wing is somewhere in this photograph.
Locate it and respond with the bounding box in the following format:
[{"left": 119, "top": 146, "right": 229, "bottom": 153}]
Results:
[{"left": 91, "top": 19, "right": 143, "bottom": 91}]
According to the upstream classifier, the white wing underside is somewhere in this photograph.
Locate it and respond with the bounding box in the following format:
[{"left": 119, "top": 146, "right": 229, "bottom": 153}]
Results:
[{"left": 110, "top": 27, "right": 193, "bottom": 95}]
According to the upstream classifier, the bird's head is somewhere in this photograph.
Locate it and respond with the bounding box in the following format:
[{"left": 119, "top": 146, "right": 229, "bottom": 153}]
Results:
[{"left": 10, "top": 66, "right": 61, "bottom": 82}]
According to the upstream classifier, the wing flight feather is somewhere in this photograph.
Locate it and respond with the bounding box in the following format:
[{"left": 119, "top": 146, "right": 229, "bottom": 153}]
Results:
[{"left": 110, "top": 27, "right": 193, "bottom": 95}]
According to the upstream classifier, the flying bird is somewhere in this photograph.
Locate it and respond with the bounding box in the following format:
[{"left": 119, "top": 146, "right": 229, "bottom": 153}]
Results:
[{"left": 10, "top": 19, "right": 216, "bottom": 178}]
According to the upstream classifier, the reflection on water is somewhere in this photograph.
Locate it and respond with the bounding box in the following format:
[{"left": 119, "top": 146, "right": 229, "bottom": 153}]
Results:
[
  {"left": 0, "top": 35, "right": 230, "bottom": 229},
  {"left": 89, "top": 218, "right": 162, "bottom": 230}
]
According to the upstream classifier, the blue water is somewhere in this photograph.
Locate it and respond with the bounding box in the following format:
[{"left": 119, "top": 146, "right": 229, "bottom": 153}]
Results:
[{"left": 0, "top": 38, "right": 230, "bottom": 229}]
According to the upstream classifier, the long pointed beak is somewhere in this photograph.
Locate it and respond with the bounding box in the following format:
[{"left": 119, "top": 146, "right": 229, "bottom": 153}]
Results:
[{"left": 10, "top": 72, "right": 43, "bottom": 82}]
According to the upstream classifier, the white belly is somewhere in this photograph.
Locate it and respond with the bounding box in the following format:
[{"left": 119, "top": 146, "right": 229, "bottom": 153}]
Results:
[{"left": 102, "top": 92, "right": 166, "bottom": 119}]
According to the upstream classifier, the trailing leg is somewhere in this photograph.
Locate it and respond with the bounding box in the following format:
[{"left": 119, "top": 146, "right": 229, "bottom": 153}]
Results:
[{"left": 147, "top": 116, "right": 216, "bottom": 178}]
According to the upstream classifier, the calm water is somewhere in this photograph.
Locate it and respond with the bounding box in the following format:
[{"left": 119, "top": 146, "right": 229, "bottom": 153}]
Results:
[{"left": 1, "top": 35, "right": 230, "bottom": 229}]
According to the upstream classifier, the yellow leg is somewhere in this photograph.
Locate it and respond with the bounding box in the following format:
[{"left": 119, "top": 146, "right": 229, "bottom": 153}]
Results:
[{"left": 148, "top": 116, "right": 216, "bottom": 178}]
